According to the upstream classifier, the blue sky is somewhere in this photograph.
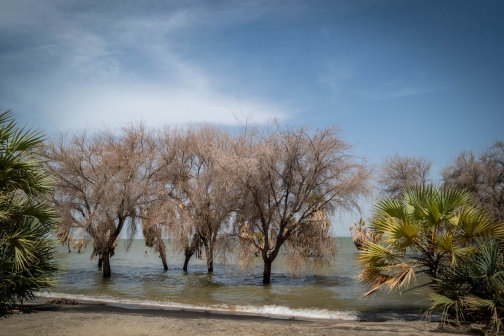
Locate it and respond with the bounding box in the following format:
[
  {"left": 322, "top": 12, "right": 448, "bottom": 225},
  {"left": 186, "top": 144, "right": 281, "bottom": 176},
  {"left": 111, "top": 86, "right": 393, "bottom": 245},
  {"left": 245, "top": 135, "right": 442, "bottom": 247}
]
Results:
[{"left": 1, "top": 0, "right": 503, "bottom": 235}]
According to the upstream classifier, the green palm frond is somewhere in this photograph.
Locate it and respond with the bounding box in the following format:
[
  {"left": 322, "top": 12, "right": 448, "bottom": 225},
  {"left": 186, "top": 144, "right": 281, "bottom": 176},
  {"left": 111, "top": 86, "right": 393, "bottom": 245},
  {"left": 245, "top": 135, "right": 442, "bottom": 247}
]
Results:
[
  {"left": 0, "top": 109, "right": 58, "bottom": 311},
  {"left": 455, "top": 207, "right": 504, "bottom": 242},
  {"left": 452, "top": 247, "right": 476, "bottom": 264},
  {"left": 6, "top": 228, "right": 37, "bottom": 271},
  {"left": 427, "top": 238, "right": 504, "bottom": 334},
  {"left": 359, "top": 184, "right": 504, "bottom": 333},
  {"left": 435, "top": 232, "right": 454, "bottom": 254},
  {"left": 358, "top": 241, "right": 398, "bottom": 266},
  {"left": 382, "top": 217, "right": 421, "bottom": 250},
  {"left": 437, "top": 187, "right": 472, "bottom": 216},
  {"left": 373, "top": 198, "right": 405, "bottom": 221}
]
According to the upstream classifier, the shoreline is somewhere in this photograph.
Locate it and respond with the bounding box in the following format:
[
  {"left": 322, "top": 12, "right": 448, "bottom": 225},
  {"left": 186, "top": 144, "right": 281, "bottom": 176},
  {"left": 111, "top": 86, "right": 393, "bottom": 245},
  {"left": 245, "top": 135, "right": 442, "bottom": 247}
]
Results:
[
  {"left": 34, "top": 295, "right": 360, "bottom": 322},
  {"left": 0, "top": 300, "right": 471, "bottom": 335},
  {"left": 36, "top": 292, "right": 431, "bottom": 322}
]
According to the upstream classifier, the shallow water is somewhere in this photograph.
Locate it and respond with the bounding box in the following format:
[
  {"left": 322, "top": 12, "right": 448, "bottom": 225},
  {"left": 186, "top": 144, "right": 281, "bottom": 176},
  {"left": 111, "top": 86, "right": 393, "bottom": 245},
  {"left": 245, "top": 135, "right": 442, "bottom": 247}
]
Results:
[{"left": 46, "top": 237, "right": 430, "bottom": 321}]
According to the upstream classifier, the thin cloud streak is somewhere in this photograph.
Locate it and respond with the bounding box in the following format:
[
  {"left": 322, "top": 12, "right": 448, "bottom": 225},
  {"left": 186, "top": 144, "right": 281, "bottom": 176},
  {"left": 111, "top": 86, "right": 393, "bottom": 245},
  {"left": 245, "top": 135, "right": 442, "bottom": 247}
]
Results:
[
  {"left": 320, "top": 65, "right": 455, "bottom": 101},
  {"left": 368, "top": 84, "right": 455, "bottom": 100}
]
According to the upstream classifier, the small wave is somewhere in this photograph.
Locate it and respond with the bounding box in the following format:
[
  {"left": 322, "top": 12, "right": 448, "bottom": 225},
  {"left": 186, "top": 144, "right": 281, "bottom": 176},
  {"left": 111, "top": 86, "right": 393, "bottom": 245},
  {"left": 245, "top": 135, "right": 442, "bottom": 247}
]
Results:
[
  {"left": 38, "top": 292, "right": 358, "bottom": 320},
  {"left": 234, "top": 305, "right": 357, "bottom": 320}
]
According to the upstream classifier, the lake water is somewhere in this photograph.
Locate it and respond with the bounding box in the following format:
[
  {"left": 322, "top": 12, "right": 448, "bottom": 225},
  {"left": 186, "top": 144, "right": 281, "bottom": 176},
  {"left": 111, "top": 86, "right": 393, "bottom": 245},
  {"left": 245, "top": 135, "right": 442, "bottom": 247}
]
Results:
[{"left": 44, "top": 237, "right": 430, "bottom": 321}]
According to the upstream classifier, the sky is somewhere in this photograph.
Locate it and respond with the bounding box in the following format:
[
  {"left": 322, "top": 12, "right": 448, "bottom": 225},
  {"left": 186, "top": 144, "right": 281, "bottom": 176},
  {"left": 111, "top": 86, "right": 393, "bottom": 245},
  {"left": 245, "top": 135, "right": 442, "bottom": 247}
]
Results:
[{"left": 1, "top": 0, "right": 503, "bottom": 235}]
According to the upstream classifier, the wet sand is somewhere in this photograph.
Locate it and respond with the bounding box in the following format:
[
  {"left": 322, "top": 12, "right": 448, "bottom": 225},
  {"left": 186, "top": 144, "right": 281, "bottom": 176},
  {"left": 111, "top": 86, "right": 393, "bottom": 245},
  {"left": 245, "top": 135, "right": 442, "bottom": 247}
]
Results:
[{"left": 0, "top": 302, "right": 470, "bottom": 336}]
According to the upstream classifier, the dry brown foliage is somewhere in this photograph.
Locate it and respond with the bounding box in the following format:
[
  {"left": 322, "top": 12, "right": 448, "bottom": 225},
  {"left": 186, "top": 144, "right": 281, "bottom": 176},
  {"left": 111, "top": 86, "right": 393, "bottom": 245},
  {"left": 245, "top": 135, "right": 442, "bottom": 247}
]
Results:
[
  {"left": 43, "top": 123, "right": 163, "bottom": 277},
  {"left": 72, "top": 239, "right": 87, "bottom": 253},
  {"left": 44, "top": 121, "right": 370, "bottom": 282},
  {"left": 349, "top": 218, "right": 380, "bottom": 250},
  {"left": 442, "top": 140, "right": 504, "bottom": 221},
  {"left": 221, "top": 124, "right": 370, "bottom": 283},
  {"left": 156, "top": 125, "right": 238, "bottom": 272},
  {"left": 377, "top": 153, "right": 431, "bottom": 199},
  {"left": 55, "top": 226, "right": 72, "bottom": 253}
]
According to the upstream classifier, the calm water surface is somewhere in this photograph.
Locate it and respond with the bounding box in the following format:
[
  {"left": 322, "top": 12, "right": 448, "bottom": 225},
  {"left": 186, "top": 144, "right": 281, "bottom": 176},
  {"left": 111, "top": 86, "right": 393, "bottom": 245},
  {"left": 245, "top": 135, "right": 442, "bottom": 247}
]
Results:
[{"left": 46, "top": 238, "right": 429, "bottom": 321}]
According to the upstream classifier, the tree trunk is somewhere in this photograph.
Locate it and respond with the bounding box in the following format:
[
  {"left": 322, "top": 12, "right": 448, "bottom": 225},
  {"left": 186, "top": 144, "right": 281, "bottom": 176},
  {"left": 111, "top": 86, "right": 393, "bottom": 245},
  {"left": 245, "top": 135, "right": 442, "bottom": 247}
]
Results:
[
  {"left": 204, "top": 239, "right": 213, "bottom": 272},
  {"left": 102, "top": 252, "right": 111, "bottom": 278},
  {"left": 67, "top": 241, "right": 71, "bottom": 253},
  {"left": 263, "top": 259, "right": 272, "bottom": 284},
  {"left": 183, "top": 233, "right": 201, "bottom": 272},
  {"left": 98, "top": 256, "right": 103, "bottom": 268},
  {"left": 183, "top": 251, "right": 192, "bottom": 272},
  {"left": 101, "top": 219, "right": 124, "bottom": 278},
  {"left": 160, "top": 252, "right": 168, "bottom": 271},
  {"left": 158, "top": 241, "right": 168, "bottom": 271}
]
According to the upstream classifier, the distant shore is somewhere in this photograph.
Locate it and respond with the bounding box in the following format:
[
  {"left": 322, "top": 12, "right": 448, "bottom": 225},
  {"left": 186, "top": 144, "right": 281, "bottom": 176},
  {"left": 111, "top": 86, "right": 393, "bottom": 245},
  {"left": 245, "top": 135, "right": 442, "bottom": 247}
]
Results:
[{"left": 0, "top": 301, "right": 471, "bottom": 336}]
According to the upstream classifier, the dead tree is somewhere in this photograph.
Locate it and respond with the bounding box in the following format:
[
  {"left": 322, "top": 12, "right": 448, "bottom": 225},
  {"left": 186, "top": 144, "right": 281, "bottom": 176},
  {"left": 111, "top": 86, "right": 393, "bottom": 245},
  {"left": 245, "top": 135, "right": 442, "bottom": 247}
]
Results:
[
  {"left": 43, "top": 123, "right": 162, "bottom": 278},
  {"left": 225, "top": 124, "right": 370, "bottom": 284},
  {"left": 443, "top": 140, "right": 504, "bottom": 221},
  {"left": 377, "top": 153, "right": 431, "bottom": 199},
  {"left": 158, "top": 125, "right": 237, "bottom": 272}
]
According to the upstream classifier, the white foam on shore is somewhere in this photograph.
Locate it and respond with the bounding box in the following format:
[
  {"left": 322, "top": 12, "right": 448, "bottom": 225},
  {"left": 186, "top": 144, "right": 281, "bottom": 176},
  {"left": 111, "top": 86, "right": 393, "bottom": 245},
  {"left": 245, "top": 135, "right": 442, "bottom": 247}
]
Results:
[
  {"left": 39, "top": 292, "right": 358, "bottom": 321},
  {"left": 234, "top": 305, "right": 357, "bottom": 320}
]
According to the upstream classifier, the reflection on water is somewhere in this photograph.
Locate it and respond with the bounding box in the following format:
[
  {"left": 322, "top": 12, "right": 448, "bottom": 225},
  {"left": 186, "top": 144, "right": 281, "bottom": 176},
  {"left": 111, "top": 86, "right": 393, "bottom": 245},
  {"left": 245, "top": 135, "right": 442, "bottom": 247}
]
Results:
[{"left": 48, "top": 237, "right": 430, "bottom": 320}]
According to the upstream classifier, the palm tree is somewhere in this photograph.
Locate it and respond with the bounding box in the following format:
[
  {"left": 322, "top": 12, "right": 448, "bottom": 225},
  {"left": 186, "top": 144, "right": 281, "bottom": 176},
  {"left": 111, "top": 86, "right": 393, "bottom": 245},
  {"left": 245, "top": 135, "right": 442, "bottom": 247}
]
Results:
[
  {"left": 0, "top": 110, "right": 58, "bottom": 311},
  {"left": 349, "top": 218, "right": 380, "bottom": 250},
  {"left": 358, "top": 185, "right": 504, "bottom": 297},
  {"left": 427, "top": 238, "right": 504, "bottom": 335}
]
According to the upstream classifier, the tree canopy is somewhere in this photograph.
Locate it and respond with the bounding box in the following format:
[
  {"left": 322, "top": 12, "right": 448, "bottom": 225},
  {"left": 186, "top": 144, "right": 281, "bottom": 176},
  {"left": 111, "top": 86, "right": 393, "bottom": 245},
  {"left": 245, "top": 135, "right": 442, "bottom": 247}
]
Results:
[
  {"left": 443, "top": 140, "right": 504, "bottom": 222},
  {"left": 226, "top": 125, "right": 370, "bottom": 283},
  {"left": 377, "top": 153, "right": 431, "bottom": 199}
]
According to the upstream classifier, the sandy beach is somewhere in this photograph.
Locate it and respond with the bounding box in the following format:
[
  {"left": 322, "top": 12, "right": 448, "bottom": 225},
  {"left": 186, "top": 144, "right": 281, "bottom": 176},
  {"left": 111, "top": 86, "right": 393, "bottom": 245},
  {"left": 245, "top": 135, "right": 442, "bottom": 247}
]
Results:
[{"left": 0, "top": 302, "right": 471, "bottom": 336}]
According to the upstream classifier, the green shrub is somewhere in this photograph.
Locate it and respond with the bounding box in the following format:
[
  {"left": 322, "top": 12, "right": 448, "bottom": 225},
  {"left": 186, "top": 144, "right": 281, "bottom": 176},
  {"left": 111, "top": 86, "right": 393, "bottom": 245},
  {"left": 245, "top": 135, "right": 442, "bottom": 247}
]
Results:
[{"left": 428, "top": 238, "right": 504, "bottom": 334}]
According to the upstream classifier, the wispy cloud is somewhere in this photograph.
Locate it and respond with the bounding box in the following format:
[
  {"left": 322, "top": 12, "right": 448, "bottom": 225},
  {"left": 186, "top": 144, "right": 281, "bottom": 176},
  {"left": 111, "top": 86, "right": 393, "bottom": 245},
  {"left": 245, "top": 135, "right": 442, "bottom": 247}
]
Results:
[
  {"left": 319, "top": 60, "right": 455, "bottom": 102},
  {"left": 0, "top": 0, "right": 293, "bottom": 131},
  {"left": 362, "top": 83, "right": 455, "bottom": 100},
  {"left": 318, "top": 59, "right": 355, "bottom": 96}
]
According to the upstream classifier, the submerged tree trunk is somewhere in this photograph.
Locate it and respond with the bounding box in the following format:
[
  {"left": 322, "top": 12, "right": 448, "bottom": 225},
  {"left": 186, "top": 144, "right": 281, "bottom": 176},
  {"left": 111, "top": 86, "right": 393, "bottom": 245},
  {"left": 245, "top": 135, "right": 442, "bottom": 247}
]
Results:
[
  {"left": 183, "top": 233, "right": 202, "bottom": 272},
  {"left": 98, "top": 255, "right": 103, "bottom": 268},
  {"left": 100, "top": 220, "right": 124, "bottom": 278},
  {"left": 204, "top": 239, "right": 213, "bottom": 273},
  {"left": 102, "top": 252, "right": 111, "bottom": 278},
  {"left": 158, "top": 241, "right": 168, "bottom": 271},
  {"left": 183, "top": 250, "right": 193, "bottom": 272},
  {"left": 263, "top": 259, "right": 272, "bottom": 284}
]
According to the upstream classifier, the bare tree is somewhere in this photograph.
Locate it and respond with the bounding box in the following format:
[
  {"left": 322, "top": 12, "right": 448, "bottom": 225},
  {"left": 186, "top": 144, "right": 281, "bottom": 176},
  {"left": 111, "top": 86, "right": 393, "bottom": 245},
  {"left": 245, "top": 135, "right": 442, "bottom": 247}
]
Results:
[
  {"left": 224, "top": 124, "right": 370, "bottom": 284},
  {"left": 443, "top": 140, "right": 504, "bottom": 221},
  {"left": 43, "top": 123, "right": 165, "bottom": 277},
  {"left": 377, "top": 153, "right": 431, "bottom": 198},
  {"left": 157, "top": 125, "right": 237, "bottom": 272}
]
